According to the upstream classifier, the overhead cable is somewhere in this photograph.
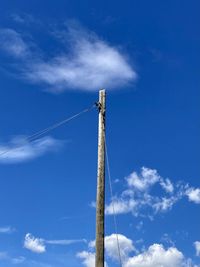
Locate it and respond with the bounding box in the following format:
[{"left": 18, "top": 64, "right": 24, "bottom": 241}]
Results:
[{"left": 0, "top": 103, "right": 96, "bottom": 157}]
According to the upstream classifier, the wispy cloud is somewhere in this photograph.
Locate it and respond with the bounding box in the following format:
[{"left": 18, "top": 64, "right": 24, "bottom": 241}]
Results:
[
  {"left": 10, "top": 13, "right": 40, "bottom": 25},
  {"left": 46, "top": 239, "right": 86, "bottom": 245},
  {"left": 0, "top": 29, "right": 29, "bottom": 58},
  {"left": 24, "top": 233, "right": 86, "bottom": 254},
  {"left": 0, "top": 226, "right": 15, "bottom": 234},
  {"left": 11, "top": 256, "right": 26, "bottom": 264},
  {"left": 0, "top": 251, "right": 25, "bottom": 264},
  {"left": 0, "top": 251, "right": 8, "bottom": 260},
  {"left": 0, "top": 23, "right": 136, "bottom": 92},
  {"left": 0, "top": 136, "right": 63, "bottom": 164}
]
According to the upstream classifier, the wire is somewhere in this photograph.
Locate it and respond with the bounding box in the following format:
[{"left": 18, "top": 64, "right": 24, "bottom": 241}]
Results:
[
  {"left": 27, "top": 104, "right": 96, "bottom": 142},
  {"left": 0, "top": 103, "right": 96, "bottom": 157},
  {"left": 105, "top": 134, "right": 123, "bottom": 267}
]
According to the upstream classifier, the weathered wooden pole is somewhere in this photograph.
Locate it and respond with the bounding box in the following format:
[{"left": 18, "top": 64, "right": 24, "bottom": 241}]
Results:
[{"left": 95, "top": 89, "right": 106, "bottom": 267}]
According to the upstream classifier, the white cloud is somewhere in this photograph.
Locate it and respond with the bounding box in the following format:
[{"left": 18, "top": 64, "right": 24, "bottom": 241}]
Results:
[
  {"left": 0, "top": 252, "right": 25, "bottom": 264},
  {"left": 78, "top": 235, "right": 197, "bottom": 267},
  {"left": 105, "top": 234, "right": 135, "bottom": 261},
  {"left": 0, "top": 28, "right": 29, "bottom": 57},
  {"left": 78, "top": 233, "right": 134, "bottom": 267},
  {"left": 10, "top": 13, "right": 39, "bottom": 25},
  {"left": 88, "top": 233, "right": 135, "bottom": 261},
  {"left": 125, "top": 244, "right": 184, "bottom": 267},
  {"left": 160, "top": 178, "right": 174, "bottom": 193},
  {"left": 77, "top": 251, "right": 95, "bottom": 267},
  {"left": 24, "top": 233, "right": 86, "bottom": 254},
  {"left": 0, "top": 251, "right": 8, "bottom": 260},
  {"left": 90, "top": 201, "right": 96, "bottom": 208},
  {"left": 0, "top": 226, "right": 15, "bottom": 234},
  {"left": 11, "top": 256, "right": 26, "bottom": 264},
  {"left": 24, "top": 233, "right": 46, "bottom": 253},
  {"left": 152, "top": 196, "right": 178, "bottom": 213},
  {"left": 45, "top": 239, "right": 86, "bottom": 245},
  {"left": 105, "top": 167, "right": 178, "bottom": 217},
  {"left": 194, "top": 241, "right": 200, "bottom": 256},
  {"left": 126, "top": 167, "right": 160, "bottom": 192},
  {"left": 0, "top": 136, "right": 62, "bottom": 163},
  {"left": 186, "top": 188, "right": 200, "bottom": 204},
  {"left": 103, "top": 167, "right": 200, "bottom": 218},
  {"left": 105, "top": 198, "right": 138, "bottom": 215},
  {"left": 0, "top": 24, "right": 136, "bottom": 92}
]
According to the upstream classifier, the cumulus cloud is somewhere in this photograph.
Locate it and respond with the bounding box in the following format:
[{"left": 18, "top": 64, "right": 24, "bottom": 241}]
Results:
[
  {"left": 0, "top": 24, "right": 136, "bottom": 92},
  {"left": 78, "top": 233, "right": 134, "bottom": 267},
  {"left": 105, "top": 167, "right": 179, "bottom": 217},
  {"left": 186, "top": 188, "right": 200, "bottom": 204},
  {"left": 124, "top": 244, "right": 184, "bottom": 267},
  {"left": 105, "top": 234, "right": 135, "bottom": 261},
  {"left": 105, "top": 198, "right": 137, "bottom": 215},
  {"left": 0, "top": 136, "right": 62, "bottom": 163},
  {"left": 77, "top": 251, "right": 95, "bottom": 267},
  {"left": 89, "top": 234, "right": 135, "bottom": 261},
  {"left": 24, "top": 233, "right": 46, "bottom": 253},
  {"left": 78, "top": 234, "right": 197, "bottom": 267},
  {"left": 126, "top": 167, "right": 160, "bottom": 192},
  {"left": 103, "top": 167, "right": 200, "bottom": 218},
  {"left": 194, "top": 241, "right": 200, "bottom": 256}
]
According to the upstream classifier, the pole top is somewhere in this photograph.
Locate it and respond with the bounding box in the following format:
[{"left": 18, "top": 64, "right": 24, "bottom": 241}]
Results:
[{"left": 99, "top": 89, "right": 106, "bottom": 94}]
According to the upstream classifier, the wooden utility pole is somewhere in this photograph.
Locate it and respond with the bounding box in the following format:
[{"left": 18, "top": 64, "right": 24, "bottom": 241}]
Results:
[{"left": 95, "top": 89, "right": 106, "bottom": 267}]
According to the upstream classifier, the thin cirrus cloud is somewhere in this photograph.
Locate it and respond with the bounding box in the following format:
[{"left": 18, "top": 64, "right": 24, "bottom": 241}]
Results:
[
  {"left": 0, "top": 136, "right": 63, "bottom": 164},
  {"left": 0, "top": 226, "right": 15, "bottom": 234},
  {"left": 0, "top": 28, "right": 29, "bottom": 58},
  {"left": 0, "top": 23, "right": 137, "bottom": 92},
  {"left": 24, "top": 233, "right": 86, "bottom": 254},
  {"left": 78, "top": 233, "right": 197, "bottom": 267},
  {"left": 46, "top": 239, "right": 87, "bottom": 245},
  {"left": 0, "top": 252, "right": 25, "bottom": 264},
  {"left": 0, "top": 251, "right": 8, "bottom": 260}
]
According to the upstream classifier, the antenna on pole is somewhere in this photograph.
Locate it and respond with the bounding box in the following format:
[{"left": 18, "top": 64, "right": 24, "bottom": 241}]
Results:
[{"left": 95, "top": 89, "right": 106, "bottom": 267}]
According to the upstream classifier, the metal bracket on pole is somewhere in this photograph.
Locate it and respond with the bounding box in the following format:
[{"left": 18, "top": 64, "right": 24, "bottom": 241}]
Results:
[{"left": 95, "top": 101, "right": 102, "bottom": 112}]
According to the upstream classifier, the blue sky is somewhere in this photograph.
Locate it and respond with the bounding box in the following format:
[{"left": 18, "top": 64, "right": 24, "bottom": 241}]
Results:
[{"left": 0, "top": 1, "right": 199, "bottom": 267}]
